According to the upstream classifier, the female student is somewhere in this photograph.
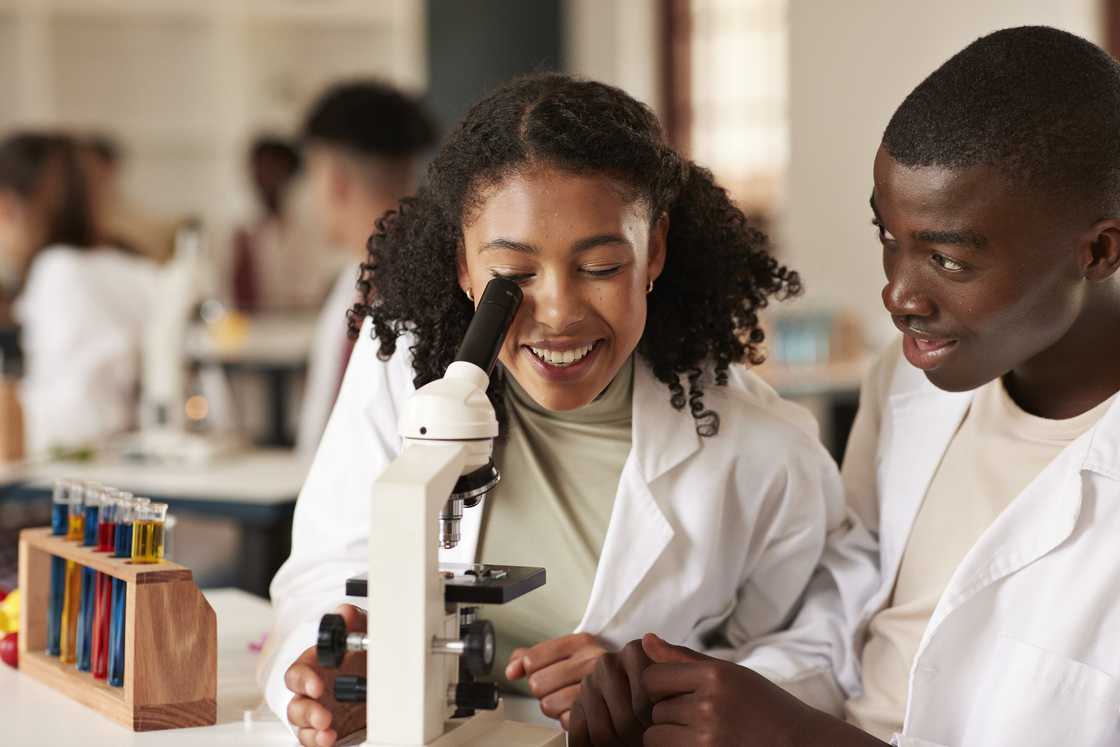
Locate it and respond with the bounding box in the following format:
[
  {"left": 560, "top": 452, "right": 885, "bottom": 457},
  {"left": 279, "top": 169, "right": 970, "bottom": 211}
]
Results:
[
  {"left": 0, "top": 133, "right": 157, "bottom": 454},
  {"left": 259, "top": 74, "right": 849, "bottom": 747}
]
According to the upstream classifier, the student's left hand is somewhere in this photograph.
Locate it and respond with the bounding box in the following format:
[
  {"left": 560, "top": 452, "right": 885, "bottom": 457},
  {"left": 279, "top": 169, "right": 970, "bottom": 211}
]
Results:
[{"left": 506, "top": 632, "right": 609, "bottom": 728}]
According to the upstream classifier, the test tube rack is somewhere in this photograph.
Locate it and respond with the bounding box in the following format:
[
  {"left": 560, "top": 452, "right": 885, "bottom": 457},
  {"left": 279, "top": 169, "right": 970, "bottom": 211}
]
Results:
[{"left": 16, "top": 526, "right": 217, "bottom": 731}]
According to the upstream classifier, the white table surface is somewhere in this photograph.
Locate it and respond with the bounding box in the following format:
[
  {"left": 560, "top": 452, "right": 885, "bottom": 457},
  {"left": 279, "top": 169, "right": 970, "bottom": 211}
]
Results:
[
  {"left": 186, "top": 313, "right": 318, "bottom": 368},
  {"left": 6, "top": 588, "right": 296, "bottom": 746},
  {"left": 4, "top": 589, "right": 559, "bottom": 746},
  {"left": 15, "top": 449, "right": 311, "bottom": 506}
]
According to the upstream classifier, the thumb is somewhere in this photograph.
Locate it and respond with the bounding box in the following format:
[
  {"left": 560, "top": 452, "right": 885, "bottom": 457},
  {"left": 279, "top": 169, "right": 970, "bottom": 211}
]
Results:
[{"left": 641, "top": 633, "right": 711, "bottom": 664}]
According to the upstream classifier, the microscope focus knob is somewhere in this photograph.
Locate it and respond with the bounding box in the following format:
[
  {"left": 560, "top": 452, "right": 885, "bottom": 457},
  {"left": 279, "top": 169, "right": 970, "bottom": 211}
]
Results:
[
  {"left": 455, "top": 681, "right": 499, "bottom": 711},
  {"left": 460, "top": 619, "right": 496, "bottom": 677},
  {"left": 317, "top": 613, "right": 348, "bottom": 668},
  {"left": 334, "top": 675, "right": 367, "bottom": 703}
]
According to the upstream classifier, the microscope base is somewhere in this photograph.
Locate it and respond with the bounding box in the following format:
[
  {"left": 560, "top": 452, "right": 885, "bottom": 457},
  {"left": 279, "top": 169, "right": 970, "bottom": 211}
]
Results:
[{"left": 360, "top": 702, "right": 563, "bottom": 746}]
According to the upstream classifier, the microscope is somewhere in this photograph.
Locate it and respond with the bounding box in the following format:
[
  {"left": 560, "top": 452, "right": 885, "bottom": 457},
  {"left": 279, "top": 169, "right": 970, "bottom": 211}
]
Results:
[{"left": 316, "top": 278, "right": 564, "bottom": 746}]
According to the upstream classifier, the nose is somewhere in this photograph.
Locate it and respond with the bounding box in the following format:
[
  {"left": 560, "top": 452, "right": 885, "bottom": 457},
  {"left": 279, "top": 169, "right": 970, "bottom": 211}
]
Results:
[
  {"left": 529, "top": 273, "right": 585, "bottom": 332},
  {"left": 882, "top": 256, "right": 935, "bottom": 318}
]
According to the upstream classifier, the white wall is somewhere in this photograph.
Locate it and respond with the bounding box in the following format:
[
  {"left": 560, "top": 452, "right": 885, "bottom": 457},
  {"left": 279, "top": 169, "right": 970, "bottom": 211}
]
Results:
[
  {"left": 564, "top": 0, "right": 663, "bottom": 119},
  {"left": 782, "top": 0, "right": 1103, "bottom": 347}
]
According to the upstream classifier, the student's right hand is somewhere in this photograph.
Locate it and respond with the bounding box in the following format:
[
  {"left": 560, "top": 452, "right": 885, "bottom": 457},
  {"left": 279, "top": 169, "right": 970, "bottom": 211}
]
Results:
[{"left": 284, "top": 604, "right": 367, "bottom": 747}]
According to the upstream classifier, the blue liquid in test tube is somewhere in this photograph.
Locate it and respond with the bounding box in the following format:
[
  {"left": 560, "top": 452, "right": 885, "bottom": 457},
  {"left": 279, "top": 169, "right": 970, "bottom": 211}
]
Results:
[
  {"left": 75, "top": 485, "right": 101, "bottom": 672},
  {"left": 108, "top": 495, "right": 135, "bottom": 687},
  {"left": 46, "top": 480, "right": 70, "bottom": 656}
]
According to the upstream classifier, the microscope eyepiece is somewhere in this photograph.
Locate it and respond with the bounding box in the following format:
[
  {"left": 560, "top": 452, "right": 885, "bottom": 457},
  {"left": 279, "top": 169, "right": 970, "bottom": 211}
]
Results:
[{"left": 453, "top": 277, "right": 522, "bottom": 375}]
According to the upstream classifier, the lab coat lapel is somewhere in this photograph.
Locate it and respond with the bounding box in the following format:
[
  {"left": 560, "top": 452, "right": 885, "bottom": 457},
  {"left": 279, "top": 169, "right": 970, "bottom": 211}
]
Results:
[
  {"left": 577, "top": 362, "right": 698, "bottom": 633},
  {"left": 877, "top": 387, "right": 972, "bottom": 590},
  {"left": 921, "top": 395, "right": 1120, "bottom": 640}
]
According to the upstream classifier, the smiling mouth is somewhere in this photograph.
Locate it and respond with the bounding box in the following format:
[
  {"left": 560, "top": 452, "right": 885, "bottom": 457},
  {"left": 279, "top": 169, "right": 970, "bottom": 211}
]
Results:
[{"left": 525, "top": 341, "right": 600, "bottom": 367}]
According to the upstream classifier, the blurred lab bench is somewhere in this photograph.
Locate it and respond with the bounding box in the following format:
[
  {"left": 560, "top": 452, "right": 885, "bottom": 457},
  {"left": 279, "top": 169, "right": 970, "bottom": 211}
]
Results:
[
  {"left": 0, "top": 449, "right": 310, "bottom": 598},
  {"left": 186, "top": 312, "right": 318, "bottom": 448},
  {"left": 754, "top": 356, "right": 871, "bottom": 462}
]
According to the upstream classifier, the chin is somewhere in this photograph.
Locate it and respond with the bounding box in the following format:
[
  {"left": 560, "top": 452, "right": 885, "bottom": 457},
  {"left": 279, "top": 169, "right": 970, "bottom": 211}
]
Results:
[{"left": 923, "top": 366, "right": 993, "bottom": 394}]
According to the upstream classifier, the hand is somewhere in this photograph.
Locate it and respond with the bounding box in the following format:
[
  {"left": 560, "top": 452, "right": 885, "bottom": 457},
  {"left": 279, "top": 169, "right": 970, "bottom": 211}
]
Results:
[
  {"left": 506, "top": 632, "right": 609, "bottom": 728},
  {"left": 641, "top": 634, "right": 886, "bottom": 747},
  {"left": 568, "top": 639, "right": 654, "bottom": 747},
  {"left": 284, "top": 604, "right": 367, "bottom": 747}
]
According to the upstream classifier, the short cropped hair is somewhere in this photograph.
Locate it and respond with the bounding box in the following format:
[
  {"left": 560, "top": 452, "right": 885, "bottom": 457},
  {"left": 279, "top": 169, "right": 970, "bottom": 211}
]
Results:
[
  {"left": 302, "top": 80, "right": 437, "bottom": 160},
  {"left": 883, "top": 26, "right": 1120, "bottom": 213}
]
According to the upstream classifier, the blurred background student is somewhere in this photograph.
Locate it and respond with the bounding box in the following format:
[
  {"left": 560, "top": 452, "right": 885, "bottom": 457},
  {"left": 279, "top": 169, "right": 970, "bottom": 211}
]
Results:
[
  {"left": 295, "top": 81, "right": 437, "bottom": 453},
  {"left": 0, "top": 132, "right": 157, "bottom": 456}
]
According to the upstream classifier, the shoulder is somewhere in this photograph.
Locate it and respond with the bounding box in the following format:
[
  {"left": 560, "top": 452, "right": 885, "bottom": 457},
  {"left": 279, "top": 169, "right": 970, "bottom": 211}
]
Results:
[
  {"left": 707, "top": 363, "right": 826, "bottom": 451},
  {"left": 343, "top": 316, "right": 418, "bottom": 408}
]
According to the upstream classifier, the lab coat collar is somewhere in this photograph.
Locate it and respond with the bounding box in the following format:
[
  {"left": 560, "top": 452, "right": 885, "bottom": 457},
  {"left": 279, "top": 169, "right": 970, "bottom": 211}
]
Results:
[
  {"left": 1081, "top": 392, "right": 1120, "bottom": 482},
  {"left": 578, "top": 360, "right": 696, "bottom": 633}
]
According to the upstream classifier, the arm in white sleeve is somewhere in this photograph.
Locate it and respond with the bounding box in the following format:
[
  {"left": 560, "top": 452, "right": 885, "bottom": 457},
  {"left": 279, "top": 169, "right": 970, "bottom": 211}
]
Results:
[
  {"left": 256, "top": 318, "right": 415, "bottom": 729},
  {"left": 733, "top": 346, "right": 900, "bottom": 715}
]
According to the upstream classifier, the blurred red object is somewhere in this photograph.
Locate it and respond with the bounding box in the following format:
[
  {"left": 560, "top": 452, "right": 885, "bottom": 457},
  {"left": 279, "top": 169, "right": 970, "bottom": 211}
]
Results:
[
  {"left": 0, "top": 632, "right": 16, "bottom": 668},
  {"left": 0, "top": 588, "right": 8, "bottom": 603}
]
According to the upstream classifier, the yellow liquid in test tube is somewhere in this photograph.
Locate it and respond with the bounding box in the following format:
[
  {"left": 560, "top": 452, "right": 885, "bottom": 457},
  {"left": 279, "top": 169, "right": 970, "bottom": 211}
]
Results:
[
  {"left": 131, "top": 520, "right": 165, "bottom": 563},
  {"left": 67, "top": 513, "right": 85, "bottom": 541},
  {"left": 59, "top": 559, "right": 81, "bottom": 663}
]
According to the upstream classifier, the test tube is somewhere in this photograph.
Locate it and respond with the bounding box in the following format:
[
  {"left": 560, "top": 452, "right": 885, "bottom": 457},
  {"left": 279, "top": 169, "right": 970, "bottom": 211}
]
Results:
[
  {"left": 59, "top": 484, "right": 86, "bottom": 663},
  {"left": 46, "top": 480, "right": 70, "bottom": 656},
  {"left": 131, "top": 502, "right": 168, "bottom": 564},
  {"left": 75, "top": 484, "right": 102, "bottom": 672},
  {"left": 108, "top": 496, "right": 137, "bottom": 687},
  {"left": 91, "top": 494, "right": 117, "bottom": 679}
]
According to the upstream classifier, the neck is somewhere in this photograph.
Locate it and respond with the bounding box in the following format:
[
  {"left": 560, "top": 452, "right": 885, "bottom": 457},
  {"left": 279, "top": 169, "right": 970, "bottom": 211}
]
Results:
[
  {"left": 339, "top": 195, "right": 397, "bottom": 262},
  {"left": 1005, "top": 286, "right": 1120, "bottom": 419}
]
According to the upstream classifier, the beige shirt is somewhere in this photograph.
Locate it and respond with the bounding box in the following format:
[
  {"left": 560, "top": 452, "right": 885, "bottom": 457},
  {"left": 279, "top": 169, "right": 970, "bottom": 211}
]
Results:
[
  {"left": 476, "top": 358, "right": 634, "bottom": 694},
  {"left": 845, "top": 377, "right": 1115, "bottom": 740}
]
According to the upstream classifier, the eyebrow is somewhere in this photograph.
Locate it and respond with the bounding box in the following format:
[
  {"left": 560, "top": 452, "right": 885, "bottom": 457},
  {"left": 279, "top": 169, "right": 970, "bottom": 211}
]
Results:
[
  {"left": 869, "top": 192, "right": 988, "bottom": 250},
  {"left": 479, "top": 233, "right": 632, "bottom": 255}
]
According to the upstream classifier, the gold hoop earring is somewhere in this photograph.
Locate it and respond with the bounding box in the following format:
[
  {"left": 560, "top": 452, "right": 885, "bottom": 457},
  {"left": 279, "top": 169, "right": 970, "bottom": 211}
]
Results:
[
  {"left": 647, "top": 280, "right": 654, "bottom": 294},
  {"left": 466, "top": 287, "right": 475, "bottom": 302}
]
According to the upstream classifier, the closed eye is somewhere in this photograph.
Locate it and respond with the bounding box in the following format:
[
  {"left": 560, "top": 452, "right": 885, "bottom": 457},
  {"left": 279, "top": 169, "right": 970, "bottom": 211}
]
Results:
[
  {"left": 490, "top": 269, "right": 533, "bottom": 283},
  {"left": 582, "top": 265, "right": 623, "bottom": 278}
]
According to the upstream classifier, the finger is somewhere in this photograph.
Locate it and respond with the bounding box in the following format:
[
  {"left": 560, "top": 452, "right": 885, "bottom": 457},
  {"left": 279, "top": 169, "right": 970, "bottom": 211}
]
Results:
[
  {"left": 651, "top": 693, "right": 707, "bottom": 727},
  {"left": 285, "top": 663, "right": 325, "bottom": 699},
  {"left": 568, "top": 701, "right": 591, "bottom": 747},
  {"left": 594, "top": 657, "right": 644, "bottom": 744},
  {"left": 641, "top": 663, "right": 702, "bottom": 702},
  {"left": 540, "top": 683, "right": 582, "bottom": 720},
  {"left": 316, "top": 729, "right": 338, "bottom": 747},
  {"left": 297, "top": 727, "right": 319, "bottom": 747},
  {"left": 522, "top": 633, "right": 601, "bottom": 675},
  {"left": 560, "top": 710, "right": 571, "bottom": 731},
  {"left": 581, "top": 676, "right": 622, "bottom": 747},
  {"left": 619, "top": 640, "right": 654, "bottom": 727},
  {"left": 334, "top": 604, "right": 367, "bottom": 633},
  {"left": 643, "top": 725, "right": 693, "bottom": 747},
  {"left": 527, "top": 653, "right": 600, "bottom": 699},
  {"left": 505, "top": 653, "right": 527, "bottom": 681},
  {"left": 641, "top": 633, "right": 710, "bottom": 665}
]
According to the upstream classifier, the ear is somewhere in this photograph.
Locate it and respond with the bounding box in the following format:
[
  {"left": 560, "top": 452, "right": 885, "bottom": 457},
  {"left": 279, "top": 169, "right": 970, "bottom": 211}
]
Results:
[
  {"left": 456, "top": 240, "right": 473, "bottom": 299},
  {"left": 647, "top": 212, "right": 669, "bottom": 284},
  {"left": 1082, "top": 219, "right": 1120, "bottom": 281}
]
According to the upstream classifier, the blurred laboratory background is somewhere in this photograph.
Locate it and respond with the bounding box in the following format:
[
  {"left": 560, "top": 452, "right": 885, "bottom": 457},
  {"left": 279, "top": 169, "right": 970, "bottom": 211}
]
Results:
[{"left": 0, "top": 0, "right": 1112, "bottom": 596}]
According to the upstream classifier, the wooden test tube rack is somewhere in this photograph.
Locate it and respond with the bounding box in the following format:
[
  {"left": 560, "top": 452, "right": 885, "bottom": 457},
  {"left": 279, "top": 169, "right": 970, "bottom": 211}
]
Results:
[{"left": 16, "top": 527, "right": 217, "bottom": 731}]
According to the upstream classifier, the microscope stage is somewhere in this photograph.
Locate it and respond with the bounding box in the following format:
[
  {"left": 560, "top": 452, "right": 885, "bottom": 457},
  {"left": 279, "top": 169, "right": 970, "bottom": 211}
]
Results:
[{"left": 346, "top": 563, "right": 546, "bottom": 604}]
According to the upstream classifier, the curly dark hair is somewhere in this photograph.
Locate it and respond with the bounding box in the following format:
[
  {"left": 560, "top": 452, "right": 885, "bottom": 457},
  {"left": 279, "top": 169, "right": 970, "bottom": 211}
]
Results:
[{"left": 349, "top": 73, "right": 800, "bottom": 437}]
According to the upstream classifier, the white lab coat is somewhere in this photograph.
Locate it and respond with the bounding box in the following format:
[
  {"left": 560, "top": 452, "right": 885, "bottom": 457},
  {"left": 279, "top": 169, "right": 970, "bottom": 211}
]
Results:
[
  {"left": 296, "top": 262, "right": 360, "bottom": 453},
  {"left": 258, "top": 316, "right": 849, "bottom": 728},
  {"left": 14, "top": 245, "right": 158, "bottom": 454},
  {"left": 747, "top": 342, "right": 1120, "bottom": 746}
]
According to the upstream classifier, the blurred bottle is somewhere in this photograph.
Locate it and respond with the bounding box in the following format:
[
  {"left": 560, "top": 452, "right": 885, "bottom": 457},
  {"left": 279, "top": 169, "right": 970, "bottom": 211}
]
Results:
[{"left": 0, "top": 351, "right": 24, "bottom": 462}]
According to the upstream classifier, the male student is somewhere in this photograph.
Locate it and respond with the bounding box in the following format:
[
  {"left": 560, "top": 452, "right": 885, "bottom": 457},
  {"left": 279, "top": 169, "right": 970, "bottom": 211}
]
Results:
[
  {"left": 297, "top": 81, "right": 437, "bottom": 452},
  {"left": 569, "top": 25, "right": 1120, "bottom": 747}
]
